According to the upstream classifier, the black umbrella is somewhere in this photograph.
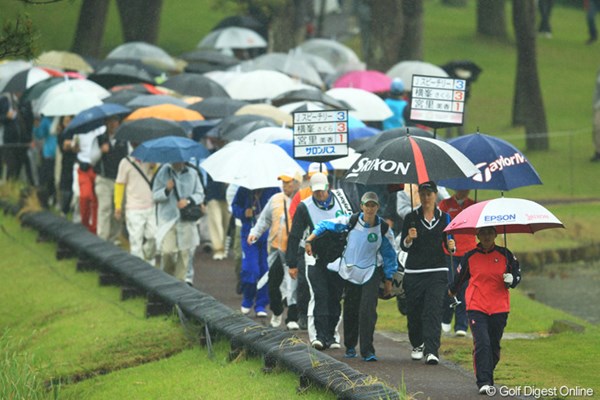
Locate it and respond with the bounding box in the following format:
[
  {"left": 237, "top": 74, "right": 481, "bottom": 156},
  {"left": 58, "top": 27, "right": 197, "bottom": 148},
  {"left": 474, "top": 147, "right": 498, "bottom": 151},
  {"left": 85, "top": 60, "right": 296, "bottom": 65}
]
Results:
[
  {"left": 187, "top": 97, "right": 249, "bottom": 119},
  {"left": 114, "top": 117, "right": 188, "bottom": 143},
  {"left": 102, "top": 90, "right": 141, "bottom": 106},
  {"left": 179, "top": 49, "right": 240, "bottom": 67},
  {"left": 3, "top": 68, "right": 52, "bottom": 94},
  {"left": 352, "top": 127, "right": 433, "bottom": 153},
  {"left": 343, "top": 135, "right": 478, "bottom": 185},
  {"left": 270, "top": 88, "right": 350, "bottom": 109},
  {"left": 20, "top": 77, "right": 65, "bottom": 103},
  {"left": 207, "top": 114, "right": 278, "bottom": 142},
  {"left": 88, "top": 59, "right": 162, "bottom": 89},
  {"left": 160, "top": 73, "right": 229, "bottom": 98}
]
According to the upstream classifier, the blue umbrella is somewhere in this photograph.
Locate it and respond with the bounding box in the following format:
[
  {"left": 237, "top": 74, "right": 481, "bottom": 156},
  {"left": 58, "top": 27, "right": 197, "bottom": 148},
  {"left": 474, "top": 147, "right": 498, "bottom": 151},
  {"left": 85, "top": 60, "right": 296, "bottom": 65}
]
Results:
[
  {"left": 132, "top": 136, "right": 210, "bottom": 163},
  {"left": 271, "top": 139, "right": 333, "bottom": 172},
  {"left": 64, "top": 103, "right": 131, "bottom": 134},
  {"left": 437, "top": 132, "right": 542, "bottom": 191},
  {"left": 348, "top": 126, "right": 380, "bottom": 143}
]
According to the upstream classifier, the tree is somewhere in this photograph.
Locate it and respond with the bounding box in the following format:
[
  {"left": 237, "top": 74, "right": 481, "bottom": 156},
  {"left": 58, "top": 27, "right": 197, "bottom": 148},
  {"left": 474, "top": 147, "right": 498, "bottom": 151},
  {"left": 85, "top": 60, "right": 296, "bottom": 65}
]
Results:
[
  {"left": 363, "top": 0, "right": 404, "bottom": 71},
  {"left": 0, "top": 14, "right": 36, "bottom": 59},
  {"left": 476, "top": 0, "right": 507, "bottom": 39},
  {"left": 512, "top": 0, "right": 548, "bottom": 150},
  {"left": 116, "top": 0, "right": 163, "bottom": 43},
  {"left": 398, "top": 0, "right": 424, "bottom": 61},
  {"left": 71, "top": 0, "right": 109, "bottom": 58}
]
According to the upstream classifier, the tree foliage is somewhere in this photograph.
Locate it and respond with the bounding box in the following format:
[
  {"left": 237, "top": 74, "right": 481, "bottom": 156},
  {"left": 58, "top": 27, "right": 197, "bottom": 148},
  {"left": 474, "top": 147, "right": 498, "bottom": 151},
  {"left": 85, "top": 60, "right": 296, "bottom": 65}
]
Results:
[{"left": 0, "top": 14, "right": 36, "bottom": 59}]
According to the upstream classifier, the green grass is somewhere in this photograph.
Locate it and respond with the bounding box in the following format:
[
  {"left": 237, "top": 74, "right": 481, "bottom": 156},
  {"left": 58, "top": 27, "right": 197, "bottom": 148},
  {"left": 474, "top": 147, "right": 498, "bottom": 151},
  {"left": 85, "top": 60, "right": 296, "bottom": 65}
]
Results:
[{"left": 0, "top": 214, "right": 335, "bottom": 399}]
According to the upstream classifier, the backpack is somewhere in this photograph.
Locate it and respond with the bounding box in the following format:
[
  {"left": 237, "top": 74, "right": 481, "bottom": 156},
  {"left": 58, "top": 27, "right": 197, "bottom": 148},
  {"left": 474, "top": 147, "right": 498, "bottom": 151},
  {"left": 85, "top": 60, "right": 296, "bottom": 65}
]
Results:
[{"left": 311, "top": 213, "right": 389, "bottom": 264}]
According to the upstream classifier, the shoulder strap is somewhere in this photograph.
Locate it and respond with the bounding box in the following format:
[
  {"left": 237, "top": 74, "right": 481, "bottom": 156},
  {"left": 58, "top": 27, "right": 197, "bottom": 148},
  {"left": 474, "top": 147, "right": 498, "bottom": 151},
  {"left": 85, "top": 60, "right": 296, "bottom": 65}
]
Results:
[
  {"left": 331, "top": 188, "right": 353, "bottom": 215},
  {"left": 185, "top": 162, "right": 206, "bottom": 193},
  {"left": 380, "top": 218, "right": 389, "bottom": 236},
  {"left": 126, "top": 157, "right": 152, "bottom": 188},
  {"left": 348, "top": 212, "right": 361, "bottom": 230}
]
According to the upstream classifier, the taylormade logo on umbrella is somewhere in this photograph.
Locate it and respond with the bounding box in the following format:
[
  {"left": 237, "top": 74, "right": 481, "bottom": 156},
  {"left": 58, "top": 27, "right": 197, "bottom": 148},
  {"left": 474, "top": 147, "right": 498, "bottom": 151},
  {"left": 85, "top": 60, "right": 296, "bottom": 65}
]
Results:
[
  {"left": 473, "top": 152, "right": 527, "bottom": 182},
  {"left": 346, "top": 157, "right": 411, "bottom": 178}
]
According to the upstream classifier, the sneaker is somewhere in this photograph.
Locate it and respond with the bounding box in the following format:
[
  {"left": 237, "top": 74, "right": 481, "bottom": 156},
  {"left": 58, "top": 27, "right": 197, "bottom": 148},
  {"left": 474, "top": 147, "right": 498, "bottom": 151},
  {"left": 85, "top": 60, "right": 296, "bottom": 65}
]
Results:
[
  {"left": 479, "top": 385, "right": 493, "bottom": 395},
  {"left": 425, "top": 353, "right": 439, "bottom": 365},
  {"left": 455, "top": 330, "right": 467, "bottom": 337},
  {"left": 344, "top": 348, "right": 357, "bottom": 358},
  {"left": 286, "top": 321, "right": 300, "bottom": 330},
  {"left": 241, "top": 306, "right": 251, "bottom": 315},
  {"left": 311, "top": 340, "right": 324, "bottom": 350},
  {"left": 212, "top": 251, "right": 225, "bottom": 261},
  {"left": 363, "top": 353, "right": 378, "bottom": 362},
  {"left": 256, "top": 310, "right": 268, "bottom": 318},
  {"left": 441, "top": 323, "right": 452, "bottom": 333},
  {"left": 411, "top": 344, "right": 424, "bottom": 360},
  {"left": 297, "top": 316, "right": 308, "bottom": 330},
  {"left": 270, "top": 314, "right": 282, "bottom": 327},
  {"left": 329, "top": 342, "right": 341, "bottom": 349}
]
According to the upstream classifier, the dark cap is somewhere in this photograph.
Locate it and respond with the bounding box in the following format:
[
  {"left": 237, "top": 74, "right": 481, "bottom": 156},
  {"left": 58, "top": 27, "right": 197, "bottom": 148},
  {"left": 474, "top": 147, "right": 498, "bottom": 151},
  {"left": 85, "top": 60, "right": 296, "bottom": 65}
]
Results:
[
  {"left": 360, "top": 191, "right": 380, "bottom": 205},
  {"left": 418, "top": 181, "right": 438, "bottom": 193}
]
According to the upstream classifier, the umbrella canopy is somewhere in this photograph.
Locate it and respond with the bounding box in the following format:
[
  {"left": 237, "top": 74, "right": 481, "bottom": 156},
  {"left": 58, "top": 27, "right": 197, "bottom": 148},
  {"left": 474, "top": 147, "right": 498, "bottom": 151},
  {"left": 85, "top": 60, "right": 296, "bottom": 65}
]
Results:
[
  {"left": 64, "top": 103, "right": 131, "bottom": 134},
  {"left": 132, "top": 136, "right": 209, "bottom": 163},
  {"left": 198, "top": 26, "right": 268, "bottom": 50},
  {"left": 126, "top": 104, "right": 204, "bottom": 121},
  {"left": 35, "top": 79, "right": 111, "bottom": 114},
  {"left": 39, "top": 91, "right": 104, "bottom": 117},
  {"left": 386, "top": 60, "right": 449, "bottom": 90},
  {"left": 20, "top": 76, "right": 65, "bottom": 103},
  {"left": 271, "top": 88, "right": 349, "bottom": 109},
  {"left": 114, "top": 118, "right": 188, "bottom": 143},
  {"left": 224, "top": 70, "right": 303, "bottom": 101},
  {"left": 102, "top": 90, "right": 141, "bottom": 106},
  {"left": 332, "top": 70, "right": 393, "bottom": 93},
  {"left": 0, "top": 60, "right": 32, "bottom": 92},
  {"left": 270, "top": 139, "right": 333, "bottom": 172},
  {"left": 348, "top": 126, "right": 380, "bottom": 144},
  {"left": 180, "top": 49, "right": 240, "bottom": 73},
  {"left": 242, "top": 126, "right": 293, "bottom": 143},
  {"left": 88, "top": 59, "right": 162, "bottom": 89},
  {"left": 160, "top": 73, "right": 229, "bottom": 98},
  {"left": 325, "top": 87, "right": 393, "bottom": 121},
  {"left": 444, "top": 197, "right": 564, "bottom": 235},
  {"left": 352, "top": 127, "right": 433, "bottom": 153},
  {"left": 296, "top": 39, "right": 365, "bottom": 72},
  {"left": 437, "top": 132, "right": 543, "bottom": 191},
  {"left": 187, "top": 97, "right": 248, "bottom": 119},
  {"left": 200, "top": 141, "right": 304, "bottom": 189},
  {"left": 343, "top": 135, "right": 479, "bottom": 185},
  {"left": 126, "top": 94, "right": 189, "bottom": 109},
  {"left": 234, "top": 103, "right": 293, "bottom": 127},
  {"left": 35, "top": 50, "right": 94, "bottom": 74},
  {"left": 329, "top": 147, "right": 361, "bottom": 170},
  {"left": 2, "top": 67, "right": 53, "bottom": 93},
  {"left": 234, "top": 52, "right": 324, "bottom": 88},
  {"left": 207, "top": 114, "right": 279, "bottom": 142},
  {"left": 107, "top": 41, "right": 178, "bottom": 72}
]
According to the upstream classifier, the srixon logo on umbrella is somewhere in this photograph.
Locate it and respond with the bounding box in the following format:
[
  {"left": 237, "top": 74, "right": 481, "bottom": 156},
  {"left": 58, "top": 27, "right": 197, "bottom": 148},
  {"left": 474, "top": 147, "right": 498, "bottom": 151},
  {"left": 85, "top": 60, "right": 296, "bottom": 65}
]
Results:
[
  {"left": 346, "top": 157, "right": 411, "bottom": 178},
  {"left": 484, "top": 214, "right": 516, "bottom": 222},
  {"left": 473, "top": 152, "right": 527, "bottom": 183}
]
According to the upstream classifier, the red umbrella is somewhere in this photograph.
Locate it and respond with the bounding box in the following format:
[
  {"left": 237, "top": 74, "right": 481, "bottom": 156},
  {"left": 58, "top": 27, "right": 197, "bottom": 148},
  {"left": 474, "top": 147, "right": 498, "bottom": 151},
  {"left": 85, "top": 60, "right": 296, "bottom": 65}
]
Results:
[{"left": 332, "top": 70, "right": 393, "bottom": 93}]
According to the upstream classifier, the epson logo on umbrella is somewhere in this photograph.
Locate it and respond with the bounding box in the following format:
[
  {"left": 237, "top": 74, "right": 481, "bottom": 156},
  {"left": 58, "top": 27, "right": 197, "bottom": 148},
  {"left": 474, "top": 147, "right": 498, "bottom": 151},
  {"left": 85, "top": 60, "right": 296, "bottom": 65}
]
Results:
[
  {"left": 484, "top": 214, "right": 516, "bottom": 222},
  {"left": 346, "top": 157, "right": 411, "bottom": 178}
]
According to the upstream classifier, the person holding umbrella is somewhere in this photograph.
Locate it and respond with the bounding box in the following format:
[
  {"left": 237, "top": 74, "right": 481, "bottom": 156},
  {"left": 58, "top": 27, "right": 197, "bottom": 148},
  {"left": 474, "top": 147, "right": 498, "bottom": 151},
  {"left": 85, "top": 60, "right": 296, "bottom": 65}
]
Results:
[
  {"left": 399, "top": 181, "right": 455, "bottom": 365},
  {"left": 152, "top": 161, "right": 205, "bottom": 281},
  {"left": 448, "top": 226, "right": 521, "bottom": 395}
]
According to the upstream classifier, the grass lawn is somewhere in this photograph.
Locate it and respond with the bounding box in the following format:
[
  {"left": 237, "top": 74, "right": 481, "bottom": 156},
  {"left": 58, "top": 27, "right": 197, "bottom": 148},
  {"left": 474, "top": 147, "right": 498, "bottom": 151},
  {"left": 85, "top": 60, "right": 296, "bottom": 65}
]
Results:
[{"left": 0, "top": 213, "right": 334, "bottom": 400}]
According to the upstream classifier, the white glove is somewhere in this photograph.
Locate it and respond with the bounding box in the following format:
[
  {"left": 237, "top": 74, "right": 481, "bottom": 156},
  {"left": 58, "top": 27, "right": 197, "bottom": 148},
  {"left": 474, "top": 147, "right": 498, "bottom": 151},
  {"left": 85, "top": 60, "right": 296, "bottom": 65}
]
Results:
[{"left": 503, "top": 273, "right": 514, "bottom": 287}]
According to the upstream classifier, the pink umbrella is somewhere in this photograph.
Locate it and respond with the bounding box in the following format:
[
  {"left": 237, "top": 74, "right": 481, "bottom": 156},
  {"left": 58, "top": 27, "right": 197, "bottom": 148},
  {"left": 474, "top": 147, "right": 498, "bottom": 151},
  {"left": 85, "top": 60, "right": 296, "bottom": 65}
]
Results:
[
  {"left": 332, "top": 70, "right": 393, "bottom": 93},
  {"left": 444, "top": 197, "right": 564, "bottom": 235}
]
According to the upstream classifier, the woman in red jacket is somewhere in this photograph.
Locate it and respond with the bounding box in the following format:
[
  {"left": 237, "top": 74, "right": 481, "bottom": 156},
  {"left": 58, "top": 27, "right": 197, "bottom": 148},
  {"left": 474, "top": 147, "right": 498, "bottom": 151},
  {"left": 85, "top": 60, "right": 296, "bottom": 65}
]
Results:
[{"left": 449, "top": 226, "right": 521, "bottom": 395}]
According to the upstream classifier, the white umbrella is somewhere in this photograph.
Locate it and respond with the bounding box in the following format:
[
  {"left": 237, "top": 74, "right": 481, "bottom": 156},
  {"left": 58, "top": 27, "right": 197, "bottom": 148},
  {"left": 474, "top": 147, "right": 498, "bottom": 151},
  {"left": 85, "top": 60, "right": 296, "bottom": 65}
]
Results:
[
  {"left": 198, "top": 27, "right": 267, "bottom": 50},
  {"left": 35, "top": 79, "right": 110, "bottom": 115},
  {"left": 107, "top": 41, "right": 178, "bottom": 72},
  {"left": 329, "top": 147, "right": 361, "bottom": 170},
  {"left": 200, "top": 141, "right": 304, "bottom": 190},
  {"left": 242, "top": 127, "right": 293, "bottom": 143},
  {"left": 235, "top": 103, "right": 293, "bottom": 127},
  {"left": 39, "top": 91, "right": 103, "bottom": 117},
  {"left": 0, "top": 60, "right": 32, "bottom": 91},
  {"left": 325, "top": 87, "right": 393, "bottom": 121},
  {"left": 225, "top": 70, "right": 303, "bottom": 101},
  {"left": 234, "top": 52, "right": 324, "bottom": 88},
  {"left": 296, "top": 38, "right": 365, "bottom": 72},
  {"left": 386, "top": 60, "right": 449, "bottom": 90}
]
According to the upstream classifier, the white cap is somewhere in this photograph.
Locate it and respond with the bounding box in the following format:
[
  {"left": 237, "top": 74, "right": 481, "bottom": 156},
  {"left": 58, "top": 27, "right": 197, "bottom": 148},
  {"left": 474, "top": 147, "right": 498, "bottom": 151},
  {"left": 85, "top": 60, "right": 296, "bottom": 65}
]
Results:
[
  {"left": 308, "top": 162, "right": 328, "bottom": 176},
  {"left": 310, "top": 172, "right": 329, "bottom": 191}
]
